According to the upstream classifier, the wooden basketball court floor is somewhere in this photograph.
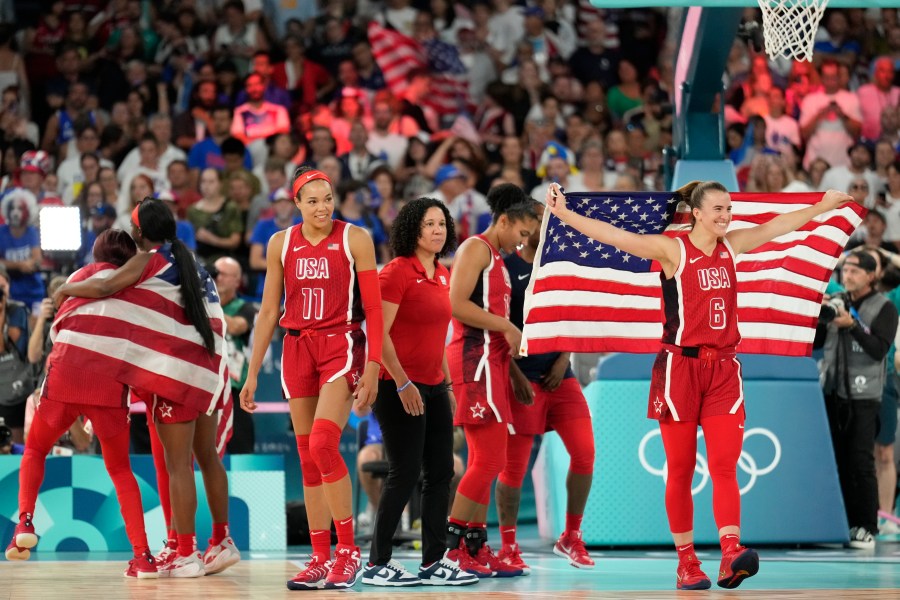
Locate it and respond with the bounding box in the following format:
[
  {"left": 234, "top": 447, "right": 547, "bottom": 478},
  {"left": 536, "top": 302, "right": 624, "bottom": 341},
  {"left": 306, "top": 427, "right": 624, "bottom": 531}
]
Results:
[{"left": 4, "top": 541, "right": 900, "bottom": 599}]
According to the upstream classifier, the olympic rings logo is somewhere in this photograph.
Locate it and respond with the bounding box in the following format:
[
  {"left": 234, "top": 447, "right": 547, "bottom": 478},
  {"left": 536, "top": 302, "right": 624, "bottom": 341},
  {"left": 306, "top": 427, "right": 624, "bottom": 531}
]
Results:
[{"left": 638, "top": 427, "right": 782, "bottom": 495}]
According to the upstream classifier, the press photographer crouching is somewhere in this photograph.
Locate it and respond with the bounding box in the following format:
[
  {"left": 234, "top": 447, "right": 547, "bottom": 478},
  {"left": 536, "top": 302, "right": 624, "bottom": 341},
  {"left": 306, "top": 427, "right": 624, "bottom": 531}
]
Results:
[
  {"left": 0, "top": 263, "right": 36, "bottom": 444},
  {"left": 817, "top": 250, "right": 899, "bottom": 549}
]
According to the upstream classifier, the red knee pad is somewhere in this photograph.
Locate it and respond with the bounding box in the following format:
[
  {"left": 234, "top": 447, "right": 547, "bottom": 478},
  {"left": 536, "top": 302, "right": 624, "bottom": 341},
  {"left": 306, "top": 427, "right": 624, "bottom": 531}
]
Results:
[
  {"left": 498, "top": 434, "right": 533, "bottom": 488},
  {"left": 296, "top": 434, "right": 323, "bottom": 487},
  {"left": 309, "top": 419, "right": 348, "bottom": 483}
]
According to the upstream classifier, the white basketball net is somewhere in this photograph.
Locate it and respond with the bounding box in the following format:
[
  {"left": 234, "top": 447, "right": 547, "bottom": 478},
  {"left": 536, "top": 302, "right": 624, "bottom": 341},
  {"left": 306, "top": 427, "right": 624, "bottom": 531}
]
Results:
[{"left": 757, "top": 0, "right": 829, "bottom": 62}]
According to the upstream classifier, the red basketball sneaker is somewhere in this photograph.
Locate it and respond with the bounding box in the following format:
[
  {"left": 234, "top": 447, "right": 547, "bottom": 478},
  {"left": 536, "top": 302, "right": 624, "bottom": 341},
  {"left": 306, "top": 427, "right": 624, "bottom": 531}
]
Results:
[
  {"left": 676, "top": 554, "right": 711, "bottom": 590},
  {"left": 553, "top": 530, "right": 595, "bottom": 569},
  {"left": 717, "top": 545, "right": 759, "bottom": 589},
  {"left": 5, "top": 513, "right": 37, "bottom": 561},
  {"left": 124, "top": 551, "right": 159, "bottom": 579},
  {"left": 473, "top": 543, "right": 524, "bottom": 577},
  {"left": 446, "top": 540, "right": 491, "bottom": 578},
  {"left": 498, "top": 543, "right": 531, "bottom": 575},
  {"left": 286, "top": 555, "right": 332, "bottom": 590},
  {"left": 324, "top": 544, "right": 362, "bottom": 589}
]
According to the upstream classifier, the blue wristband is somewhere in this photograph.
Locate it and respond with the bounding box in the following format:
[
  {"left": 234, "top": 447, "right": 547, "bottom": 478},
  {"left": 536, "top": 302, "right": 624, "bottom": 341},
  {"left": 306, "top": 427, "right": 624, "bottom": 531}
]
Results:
[{"left": 397, "top": 380, "right": 413, "bottom": 392}]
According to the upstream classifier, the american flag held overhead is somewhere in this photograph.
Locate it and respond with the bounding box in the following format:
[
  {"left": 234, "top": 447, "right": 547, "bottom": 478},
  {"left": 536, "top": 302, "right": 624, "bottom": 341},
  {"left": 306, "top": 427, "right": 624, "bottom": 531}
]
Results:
[{"left": 521, "top": 191, "right": 866, "bottom": 357}]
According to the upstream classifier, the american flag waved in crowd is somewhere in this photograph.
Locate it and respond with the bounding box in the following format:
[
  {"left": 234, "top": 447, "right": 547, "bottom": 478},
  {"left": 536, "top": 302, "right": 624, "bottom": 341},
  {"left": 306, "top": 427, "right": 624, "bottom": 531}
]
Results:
[
  {"left": 521, "top": 191, "right": 866, "bottom": 357},
  {"left": 367, "top": 21, "right": 470, "bottom": 116}
]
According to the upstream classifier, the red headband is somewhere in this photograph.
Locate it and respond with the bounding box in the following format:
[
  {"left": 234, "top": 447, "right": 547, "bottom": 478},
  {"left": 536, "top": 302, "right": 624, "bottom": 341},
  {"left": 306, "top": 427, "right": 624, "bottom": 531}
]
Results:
[
  {"left": 131, "top": 203, "right": 141, "bottom": 229},
  {"left": 292, "top": 170, "right": 332, "bottom": 199}
]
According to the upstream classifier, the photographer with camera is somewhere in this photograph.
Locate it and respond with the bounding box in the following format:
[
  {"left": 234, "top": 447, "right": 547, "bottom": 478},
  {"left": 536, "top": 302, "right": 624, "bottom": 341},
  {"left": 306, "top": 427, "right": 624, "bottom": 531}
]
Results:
[
  {"left": 818, "top": 250, "right": 898, "bottom": 549},
  {"left": 0, "top": 417, "right": 23, "bottom": 454},
  {"left": 0, "top": 263, "right": 34, "bottom": 445}
]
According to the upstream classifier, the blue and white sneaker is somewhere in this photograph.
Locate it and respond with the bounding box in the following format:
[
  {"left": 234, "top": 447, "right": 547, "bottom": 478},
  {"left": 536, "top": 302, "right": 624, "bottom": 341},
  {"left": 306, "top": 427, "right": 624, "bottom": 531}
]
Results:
[
  {"left": 362, "top": 559, "right": 421, "bottom": 586},
  {"left": 418, "top": 550, "right": 479, "bottom": 586}
]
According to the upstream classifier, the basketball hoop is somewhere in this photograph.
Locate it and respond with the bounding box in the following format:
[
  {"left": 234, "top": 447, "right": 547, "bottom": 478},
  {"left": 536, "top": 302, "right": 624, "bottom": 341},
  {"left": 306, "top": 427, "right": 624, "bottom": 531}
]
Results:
[{"left": 757, "top": 0, "right": 829, "bottom": 62}]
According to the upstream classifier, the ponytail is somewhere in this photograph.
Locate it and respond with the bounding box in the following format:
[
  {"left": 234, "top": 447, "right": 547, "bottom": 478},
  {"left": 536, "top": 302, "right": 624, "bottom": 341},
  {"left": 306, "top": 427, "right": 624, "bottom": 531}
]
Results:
[
  {"left": 171, "top": 239, "right": 216, "bottom": 355},
  {"left": 137, "top": 198, "right": 216, "bottom": 354}
]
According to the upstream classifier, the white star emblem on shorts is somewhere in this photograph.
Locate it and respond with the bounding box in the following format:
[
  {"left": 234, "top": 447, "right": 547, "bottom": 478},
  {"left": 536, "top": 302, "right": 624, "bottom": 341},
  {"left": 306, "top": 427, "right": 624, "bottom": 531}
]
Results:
[
  {"left": 654, "top": 398, "right": 663, "bottom": 414},
  {"left": 159, "top": 402, "right": 173, "bottom": 418},
  {"left": 470, "top": 402, "right": 486, "bottom": 419},
  {"left": 351, "top": 371, "right": 360, "bottom": 387}
]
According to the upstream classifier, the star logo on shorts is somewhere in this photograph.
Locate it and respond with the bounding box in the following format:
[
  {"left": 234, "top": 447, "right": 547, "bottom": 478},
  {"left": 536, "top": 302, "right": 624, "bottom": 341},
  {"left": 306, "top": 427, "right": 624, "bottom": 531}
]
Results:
[
  {"left": 470, "top": 402, "right": 486, "bottom": 419},
  {"left": 158, "top": 402, "right": 173, "bottom": 419},
  {"left": 351, "top": 371, "right": 360, "bottom": 388},
  {"left": 653, "top": 397, "right": 663, "bottom": 414}
]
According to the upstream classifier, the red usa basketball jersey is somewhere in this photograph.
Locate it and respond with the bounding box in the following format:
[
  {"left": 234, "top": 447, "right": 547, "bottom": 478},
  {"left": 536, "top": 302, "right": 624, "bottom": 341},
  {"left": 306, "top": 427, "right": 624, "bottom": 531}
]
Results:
[
  {"left": 280, "top": 220, "right": 363, "bottom": 330},
  {"left": 660, "top": 235, "right": 740, "bottom": 349},
  {"left": 449, "top": 235, "right": 512, "bottom": 380}
]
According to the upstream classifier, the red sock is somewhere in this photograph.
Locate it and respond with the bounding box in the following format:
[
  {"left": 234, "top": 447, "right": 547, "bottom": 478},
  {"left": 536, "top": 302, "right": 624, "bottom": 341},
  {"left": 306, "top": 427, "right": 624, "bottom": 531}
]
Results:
[
  {"left": 676, "top": 542, "right": 696, "bottom": 562},
  {"left": 565, "top": 513, "right": 583, "bottom": 534},
  {"left": 310, "top": 529, "right": 331, "bottom": 560},
  {"left": 177, "top": 533, "right": 197, "bottom": 557},
  {"left": 334, "top": 516, "right": 354, "bottom": 547},
  {"left": 166, "top": 531, "right": 177, "bottom": 548},
  {"left": 99, "top": 426, "right": 150, "bottom": 557},
  {"left": 212, "top": 523, "right": 229, "bottom": 545},
  {"left": 500, "top": 525, "right": 517, "bottom": 547},
  {"left": 720, "top": 533, "right": 740, "bottom": 553}
]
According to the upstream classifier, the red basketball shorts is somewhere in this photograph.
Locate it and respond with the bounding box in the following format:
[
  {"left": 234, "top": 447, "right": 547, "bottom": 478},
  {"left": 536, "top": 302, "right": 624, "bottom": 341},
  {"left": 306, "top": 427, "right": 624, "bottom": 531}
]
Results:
[
  {"left": 511, "top": 377, "right": 591, "bottom": 435},
  {"left": 132, "top": 389, "right": 224, "bottom": 425},
  {"left": 39, "top": 362, "right": 130, "bottom": 439},
  {"left": 36, "top": 396, "right": 129, "bottom": 440},
  {"left": 648, "top": 350, "right": 744, "bottom": 422},
  {"left": 281, "top": 328, "right": 366, "bottom": 399},
  {"left": 454, "top": 354, "right": 513, "bottom": 427}
]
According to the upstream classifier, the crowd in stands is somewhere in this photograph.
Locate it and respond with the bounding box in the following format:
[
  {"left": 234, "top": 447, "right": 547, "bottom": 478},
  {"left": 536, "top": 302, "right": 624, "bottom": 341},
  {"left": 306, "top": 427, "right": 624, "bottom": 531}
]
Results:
[
  {"left": 0, "top": 3, "right": 896, "bottom": 297},
  {"left": 0, "top": 0, "right": 897, "bottom": 544}
]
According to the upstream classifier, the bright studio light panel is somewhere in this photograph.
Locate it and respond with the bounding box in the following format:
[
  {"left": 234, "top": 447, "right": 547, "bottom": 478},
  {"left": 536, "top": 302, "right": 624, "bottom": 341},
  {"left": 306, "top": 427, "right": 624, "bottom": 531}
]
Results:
[{"left": 40, "top": 206, "right": 82, "bottom": 252}]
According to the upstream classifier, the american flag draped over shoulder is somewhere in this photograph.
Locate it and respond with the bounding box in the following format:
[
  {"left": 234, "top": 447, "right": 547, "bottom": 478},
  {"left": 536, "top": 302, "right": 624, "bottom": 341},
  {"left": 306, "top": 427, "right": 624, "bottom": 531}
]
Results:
[
  {"left": 367, "top": 21, "right": 469, "bottom": 115},
  {"left": 49, "top": 248, "right": 229, "bottom": 416},
  {"left": 521, "top": 191, "right": 866, "bottom": 357}
]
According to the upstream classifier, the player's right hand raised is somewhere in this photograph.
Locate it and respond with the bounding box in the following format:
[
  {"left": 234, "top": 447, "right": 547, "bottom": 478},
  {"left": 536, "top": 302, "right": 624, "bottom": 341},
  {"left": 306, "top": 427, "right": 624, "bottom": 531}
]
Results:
[{"left": 545, "top": 183, "right": 567, "bottom": 214}]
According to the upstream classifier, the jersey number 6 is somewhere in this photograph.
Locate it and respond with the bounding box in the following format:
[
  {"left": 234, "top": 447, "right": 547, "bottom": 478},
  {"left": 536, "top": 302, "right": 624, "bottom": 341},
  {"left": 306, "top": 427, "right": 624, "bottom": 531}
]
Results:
[{"left": 709, "top": 297, "right": 727, "bottom": 330}]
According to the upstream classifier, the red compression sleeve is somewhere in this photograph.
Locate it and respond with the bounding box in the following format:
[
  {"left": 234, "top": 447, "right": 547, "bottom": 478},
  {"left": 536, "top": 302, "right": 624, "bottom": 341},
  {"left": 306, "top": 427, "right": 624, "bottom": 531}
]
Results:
[{"left": 357, "top": 269, "right": 383, "bottom": 365}]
